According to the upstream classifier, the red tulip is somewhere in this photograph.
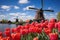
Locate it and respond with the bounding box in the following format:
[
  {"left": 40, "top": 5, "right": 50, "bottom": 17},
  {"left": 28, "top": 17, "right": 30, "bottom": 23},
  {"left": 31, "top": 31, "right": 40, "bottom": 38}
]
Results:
[
  {"left": 15, "top": 33, "right": 21, "bottom": 40},
  {"left": 33, "top": 27, "right": 39, "bottom": 33},
  {"left": 58, "top": 21, "right": 60, "bottom": 32},
  {"left": 11, "top": 28, "right": 17, "bottom": 33},
  {"left": 4, "top": 31, "right": 11, "bottom": 37},
  {"left": 11, "top": 33, "right": 20, "bottom": 40},
  {"left": 24, "top": 23, "right": 30, "bottom": 29},
  {"left": 33, "top": 37, "right": 38, "bottom": 40},
  {"left": 1, "top": 37, "right": 10, "bottom": 40},
  {"left": 44, "top": 28, "right": 51, "bottom": 35},
  {"left": 16, "top": 27, "right": 20, "bottom": 32},
  {"left": 0, "top": 36, "right": 2, "bottom": 40},
  {"left": 0, "top": 32, "right": 2, "bottom": 36},
  {"left": 35, "top": 23, "right": 41, "bottom": 28},
  {"left": 49, "top": 18, "right": 56, "bottom": 23},
  {"left": 17, "top": 25, "right": 25, "bottom": 29},
  {"left": 40, "top": 22, "right": 48, "bottom": 28},
  {"left": 44, "top": 20, "right": 48, "bottom": 25},
  {"left": 20, "top": 26, "right": 25, "bottom": 29},
  {"left": 6, "top": 37, "right": 10, "bottom": 40},
  {"left": 20, "top": 29, "right": 29, "bottom": 35},
  {"left": 17, "top": 25, "right": 21, "bottom": 28},
  {"left": 41, "top": 20, "right": 44, "bottom": 23},
  {"left": 31, "top": 22, "right": 38, "bottom": 27},
  {"left": 49, "top": 33, "right": 58, "bottom": 40},
  {"left": 48, "top": 23, "right": 55, "bottom": 30},
  {"left": 5, "top": 28, "right": 10, "bottom": 31},
  {"left": 1, "top": 37, "right": 7, "bottom": 40},
  {"left": 29, "top": 27, "right": 34, "bottom": 33},
  {"left": 11, "top": 33, "right": 16, "bottom": 40},
  {"left": 55, "top": 23, "right": 58, "bottom": 28},
  {"left": 37, "top": 28, "right": 42, "bottom": 34}
]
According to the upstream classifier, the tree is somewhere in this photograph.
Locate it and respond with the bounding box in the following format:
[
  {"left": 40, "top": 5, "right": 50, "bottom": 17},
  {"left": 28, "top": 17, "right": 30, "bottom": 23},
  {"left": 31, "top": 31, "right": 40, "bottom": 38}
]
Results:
[
  {"left": 2, "top": 19, "right": 8, "bottom": 23},
  {"left": 57, "top": 12, "right": 60, "bottom": 21}
]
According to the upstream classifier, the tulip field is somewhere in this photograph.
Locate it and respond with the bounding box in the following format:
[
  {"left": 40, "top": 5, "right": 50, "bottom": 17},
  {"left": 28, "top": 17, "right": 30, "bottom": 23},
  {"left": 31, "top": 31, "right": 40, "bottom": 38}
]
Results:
[{"left": 0, "top": 19, "right": 60, "bottom": 40}]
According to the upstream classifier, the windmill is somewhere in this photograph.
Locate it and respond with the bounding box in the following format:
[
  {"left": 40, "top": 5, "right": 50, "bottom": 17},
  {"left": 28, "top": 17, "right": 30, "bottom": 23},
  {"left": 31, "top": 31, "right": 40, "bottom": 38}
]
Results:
[{"left": 29, "top": 0, "right": 54, "bottom": 22}]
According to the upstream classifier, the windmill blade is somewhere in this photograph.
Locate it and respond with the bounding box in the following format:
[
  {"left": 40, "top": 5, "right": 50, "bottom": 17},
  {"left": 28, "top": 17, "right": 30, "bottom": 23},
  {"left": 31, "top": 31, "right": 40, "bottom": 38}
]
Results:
[
  {"left": 41, "top": 0, "right": 44, "bottom": 9},
  {"left": 43, "top": 10, "right": 54, "bottom": 12},
  {"left": 29, "top": 7, "right": 39, "bottom": 10}
]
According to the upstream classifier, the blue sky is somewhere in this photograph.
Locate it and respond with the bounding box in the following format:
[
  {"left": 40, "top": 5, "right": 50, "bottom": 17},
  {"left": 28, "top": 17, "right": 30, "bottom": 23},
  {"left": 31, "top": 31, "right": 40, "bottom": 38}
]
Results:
[{"left": 0, "top": 0, "right": 60, "bottom": 21}]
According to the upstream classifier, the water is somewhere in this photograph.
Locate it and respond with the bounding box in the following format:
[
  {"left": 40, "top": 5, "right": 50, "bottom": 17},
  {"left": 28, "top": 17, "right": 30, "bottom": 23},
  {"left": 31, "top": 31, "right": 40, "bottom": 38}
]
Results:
[{"left": 0, "top": 23, "right": 17, "bottom": 32}]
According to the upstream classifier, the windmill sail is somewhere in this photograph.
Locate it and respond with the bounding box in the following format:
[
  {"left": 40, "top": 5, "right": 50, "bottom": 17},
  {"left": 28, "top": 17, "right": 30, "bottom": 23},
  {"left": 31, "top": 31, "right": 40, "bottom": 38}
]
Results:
[
  {"left": 41, "top": 0, "right": 44, "bottom": 9},
  {"left": 28, "top": 0, "right": 54, "bottom": 22}
]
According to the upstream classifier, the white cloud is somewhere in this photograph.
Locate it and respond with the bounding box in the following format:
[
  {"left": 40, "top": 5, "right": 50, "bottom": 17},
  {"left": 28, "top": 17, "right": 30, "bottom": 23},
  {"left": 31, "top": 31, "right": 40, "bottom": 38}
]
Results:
[
  {"left": 0, "top": 15, "right": 6, "bottom": 21},
  {"left": 9, "top": 13, "right": 20, "bottom": 16},
  {"left": 1, "top": 5, "right": 11, "bottom": 11},
  {"left": 19, "top": 0, "right": 29, "bottom": 4},
  {"left": 55, "top": 13, "right": 58, "bottom": 16},
  {"left": 9, "top": 12, "right": 27, "bottom": 16},
  {"left": 45, "top": 13, "right": 57, "bottom": 19},
  {"left": 44, "top": 13, "right": 47, "bottom": 16},
  {"left": 26, "top": 15, "right": 34, "bottom": 20},
  {"left": 23, "top": 5, "right": 35, "bottom": 11},
  {"left": 20, "top": 13, "right": 27, "bottom": 16},
  {"left": 8, "top": 12, "right": 34, "bottom": 21},
  {"left": 48, "top": 7, "right": 51, "bottom": 10},
  {"left": 49, "top": 14, "right": 53, "bottom": 16},
  {"left": 14, "top": 6, "right": 20, "bottom": 9},
  {"left": 0, "top": 15, "right": 5, "bottom": 18},
  {"left": 8, "top": 17, "right": 16, "bottom": 22}
]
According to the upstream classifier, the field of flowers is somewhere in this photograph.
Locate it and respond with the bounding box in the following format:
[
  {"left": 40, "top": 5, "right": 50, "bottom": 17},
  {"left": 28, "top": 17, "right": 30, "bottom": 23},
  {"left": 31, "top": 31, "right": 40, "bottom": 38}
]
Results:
[{"left": 0, "top": 18, "right": 60, "bottom": 40}]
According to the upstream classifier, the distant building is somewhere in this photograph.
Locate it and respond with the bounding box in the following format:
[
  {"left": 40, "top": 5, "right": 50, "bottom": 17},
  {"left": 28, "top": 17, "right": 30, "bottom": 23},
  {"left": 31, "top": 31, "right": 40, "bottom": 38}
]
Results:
[
  {"left": 16, "top": 19, "right": 19, "bottom": 22},
  {"left": 8, "top": 20, "right": 12, "bottom": 24}
]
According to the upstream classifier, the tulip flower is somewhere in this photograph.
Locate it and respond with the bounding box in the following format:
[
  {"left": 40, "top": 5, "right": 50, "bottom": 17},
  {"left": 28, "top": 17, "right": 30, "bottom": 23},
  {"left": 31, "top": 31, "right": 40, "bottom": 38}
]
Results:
[
  {"left": 24, "top": 23, "right": 30, "bottom": 29},
  {"left": 37, "top": 28, "right": 42, "bottom": 34},
  {"left": 33, "top": 27, "right": 39, "bottom": 33},
  {"left": 6, "top": 37, "right": 10, "bottom": 40},
  {"left": 4, "top": 31, "right": 11, "bottom": 37},
  {"left": 31, "top": 22, "right": 38, "bottom": 27},
  {"left": 44, "top": 28, "right": 51, "bottom": 35},
  {"left": 49, "top": 33, "right": 58, "bottom": 40},
  {"left": 35, "top": 23, "right": 41, "bottom": 28},
  {"left": 20, "top": 29, "right": 29, "bottom": 35},
  {"left": 58, "top": 21, "right": 60, "bottom": 32},
  {"left": 55, "top": 23, "right": 58, "bottom": 28},
  {"left": 11, "top": 33, "right": 20, "bottom": 40},
  {"left": 5, "top": 28, "right": 10, "bottom": 31},
  {"left": 16, "top": 27, "right": 20, "bottom": 32},
  {"left": 11, "top": 33, "right": 16, "bottom": 40},
  {"left": 33, "top": 37, "right": 38, "bottom": 40},
  {"left": 11, "top": 28, "right": 17, "bottom": 33},
  {"left": 0, "top": 32, "right": 2, "bottom": 36},
  {"left": 48, "top": 23, "right": 55, "bottom": 30},
  {"left": 1, "top": 38, "right": 7, "bottom": 40},
  {"left": 0, "top": 19, "right": 60, "bottom": 40},
  {"left": 49, "top": 18, "right": 56, "bottom": 23},
  {"left": 44, "top": 20, "right": 48, "bottom": 25},
  {"left": 0, "top": 36, "right": 2, "bottom": 40},
  {"left": 29, "top": 27, "right": 34, "bottom": 33},
  {"left": 15, "top": 33, "right": 21, "bottom": 40}
]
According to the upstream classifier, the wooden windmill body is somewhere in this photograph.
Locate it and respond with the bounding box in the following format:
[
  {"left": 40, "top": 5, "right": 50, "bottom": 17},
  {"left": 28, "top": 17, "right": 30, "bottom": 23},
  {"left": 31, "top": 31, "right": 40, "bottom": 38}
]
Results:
[
  {"left": 35, "top": 9, "right": 44, "bottom": 20},
  {"left": 29, "top": 0, "right": 54, "bottom": 22}
]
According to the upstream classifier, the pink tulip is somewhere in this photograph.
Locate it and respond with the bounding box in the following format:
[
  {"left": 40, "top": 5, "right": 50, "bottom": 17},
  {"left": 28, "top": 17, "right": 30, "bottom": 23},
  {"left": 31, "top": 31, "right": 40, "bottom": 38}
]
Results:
[
  {"left": 49, "top": 33, "right": 58, "bottom": 40},
  {"left": 58, "top": 21, "right": 60, "bottom": 32}
]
